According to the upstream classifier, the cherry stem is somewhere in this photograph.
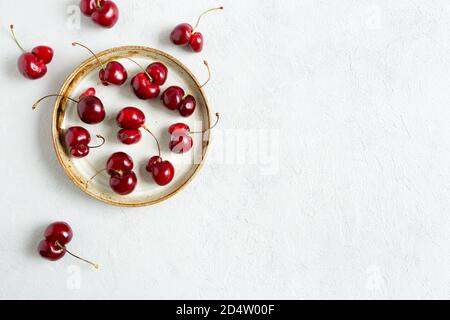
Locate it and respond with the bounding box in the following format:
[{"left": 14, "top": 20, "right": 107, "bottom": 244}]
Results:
[
  {"left": 86, "top": 168, "right": 107, "bottom": 187},
  {"left": 200, "top": 60, "right": 211, "bottom": 88},
  {"left": 55, "top": 241, "right": 99, "bottom": 269},
  {"left": 88, "top": 135, "right": 106, "bottom": 149},
  {"left": 32, "top": 95, "right": 79, "bottom": 110},
  {"left": 126, "top": 58, "right": 153, "bottom": 82},
  {"left": 96, "top": 0, "right": 102, "bottom": 9},
  {"left": 72, "top": 42, "right": 105, "bottom": 71},
  {"left": 142, "top": 125, "right": 161, "bottom": 157},
  {"left": 190, "top": 113, "right": 220, "bottom": 134},
  {"left": 9, "top": 24, "right": 26, "bottom": 53},
  {"left": 193, "top": 6, "right": 224, "bottom": 31}
]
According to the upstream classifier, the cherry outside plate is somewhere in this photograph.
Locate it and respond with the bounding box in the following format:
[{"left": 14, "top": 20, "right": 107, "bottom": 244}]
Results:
[{"left": 52, "top": 46, "right": 212, "bottom": 207}]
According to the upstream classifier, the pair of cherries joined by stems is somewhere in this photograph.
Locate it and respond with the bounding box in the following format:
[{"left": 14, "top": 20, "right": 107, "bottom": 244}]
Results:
[
  {"left": 38, "top": 222, "right": 98, "bottom": 269},
  {"left": 80, "top": 0, "right": 119, "bottom": 29},
  {"left": 170, "top": 7, "right": 224, "bottom": 53},
  {"left": 10, "top": 25, "right": 53, "bottom": 80}
]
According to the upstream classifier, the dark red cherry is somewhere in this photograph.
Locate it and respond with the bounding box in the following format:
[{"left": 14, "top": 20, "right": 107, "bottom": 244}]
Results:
[
  {"left": 38, "top": 240, "right": 65, "bottom": 261},
  {"left": 99, "top": 61, "right": 127, "bottom": 86},
  {"left": 91, "top": 0, "right": 119, "bottom": 28},
  {"left": 44, "top": 222, "right": 73, "bottom": 246},
  {"left": 146, "top": 62, "right": 168, "bottom": 86},
  {"left": 18, "top": 52, "right": 47, "bottom": 79},
  {"left": 189, "top": 32, "right": 204, "bottom": 52},
  {"left": 80, "top": 87, "right": 96, "bottom": 98},
  {"left": 65, "top": 126, "right": 90, "bottom": 148},
  {"left": 161, "top": 86, "right": 185, "bottom": 110},
  {"left": 170, "top": 23, "right": 193, "bottom": 45},
  {"left": 178, "top": 94, "right": 196, "bottom": 117},
  {"left": 110, "top": 171, "right": 137, "bottom": 195},
  {"left": 80, "top": 0, "right": 104, "bottom": 16},
  {"left": 168, "top": 123, "right": 193, "bottom": 154},
  {"left": 146, "top": 156, "right": 175, "bottom": 186},
  {"left": 131, "top": 73, "right": 160, "bottom": 100},
  {"left": 106, "top": 152, "right": 133, "bottom": 175},
  {"left": 77, "top": 95, "right": 106, "bottom": 124},
  {"left": 10, "top": 25, "right": 53, "bottom": 80},
  {"left": 116, "top": 107, "right": 145, "bottom": 129},
  {"left": 118, "top": 129, "right": 142, "bottom": 145},
  {"left": 32, "top": 46, "right": 54, "bottom": 64},
  {"left": 71, "top": 145, "right": 90, "bottom": 158}
]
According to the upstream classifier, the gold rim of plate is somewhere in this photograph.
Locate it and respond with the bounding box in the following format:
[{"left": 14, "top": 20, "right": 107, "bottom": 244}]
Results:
[{"left": 52, "top": 46, "right": 211, "bottom": 207}]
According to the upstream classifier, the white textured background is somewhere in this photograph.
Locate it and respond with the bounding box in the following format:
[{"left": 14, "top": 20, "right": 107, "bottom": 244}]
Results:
[{"left": 0, "top": 0, "right": 449, "bottom": 299}]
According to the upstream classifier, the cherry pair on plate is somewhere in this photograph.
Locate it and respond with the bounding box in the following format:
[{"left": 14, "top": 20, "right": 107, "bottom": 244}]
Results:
[
  {"left": 38, "top": 222, "right": 98, "bottom": 268},
  {"left": 10, "top": 25, "right": 53, "bottom": 80},
  {"left": 170, "top": 7, "right": 224, "bottom": 53},
  {"left": 80, "top": 0, "right": 119, "bottom": 29},
  {"left": 33, "top": 87, "right": 106, "bottom": 125}
]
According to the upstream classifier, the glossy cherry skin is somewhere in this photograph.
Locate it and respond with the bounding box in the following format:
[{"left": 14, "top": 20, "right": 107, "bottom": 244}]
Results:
[
  {"left": 18, "top": 52, "right": 47, "bottom": 79},
  {"left": 44, "top": 222, "right": 73, "bottom": 246},
  {"left": 65, "top": 126, "right": 91, "bottom": 158},
  {"left": 178, "top": 94, "right": 196, "bottom": 117},
  {"left": 65, "top": 127, "right": 90, "bottom": 148},
  {"left": 116, "top": 107, "right": 145, "bottom": 129},
  {"left": 168, "top": 123, "right": 193, "bottom": 154},
  {"left": 146, "top": 156, "right": 175, "bottom": 186},
  {"left": 80, "top": 0, "right": 104, "bottom": 16},
  {"left": 161, "top": 86, "right": 185, "bottom": 110},
  {"left": 106, "top": 152, "right": 133, "bottom": 175},
  {"left": 189, "top": 32, "right": 204, "bottom": 52},
  {"left": 32, "top": 46, "right": 54, "bottom": 64},
  {"left": 99, "top": 61, "right": 127, "bottom": 86},
  {"left": 170, "top": 23, "right": 193, "bottom": 45},
  {"left": 131, "top": 73, "right": 160, "bottom": 100},
  {"left": 91, "top": 0, "right": 119, "bottom": 28},
  {"left": 38, "top": 240, "right": 65, "bottom": 261},
  {"left": 77, "top": 95, "right": 106, "bottom": 124},
  {"left": 80, "top": 87, "right": 96, "bottom": 99},
  {"left": 146, "top": 62, "right": 168, "bottom": 86},
  {"left": 118, "top": 129, "right": 142, "bottom": 145},
  {"left": 110, "top": 171, "right": 137, "bottom": 195}
]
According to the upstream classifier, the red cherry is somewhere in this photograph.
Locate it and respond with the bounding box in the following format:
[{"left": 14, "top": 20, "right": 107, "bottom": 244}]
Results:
[
  {"left": 106, "top": 152, "right": 134, "bottom": 175},
  {"left": 99, "top": 61, "right": 127, "bottom": 86},
  {"left": 17, "top": 53, "right": 47, "bottom": 79},
  {"left": 31, "top": 46, "right": 54, "bottom": 64},
  {"left": 116, "top": 107, "right": 145, "bottom": 129},
  {"left": 38, "top": 240, "right": 65, "bottom": 261},
  {"left": 189, "top": 33, "right": 204, "bottom": 52},
  {"left": 65, "top": 126, "right": 90, "bottom": 148},
  {"left": 80, "top": 87, "right": 96, "bottom": 99},
  {"left": 146, "top": 156, "right": 175, "bottom": 186},
  {"left": 80, "top": 0, "right": 104, "bottom": 16},
  {"left": 77, "top": 95, "right": 106, "bottom": 124},
  {"left": 131, "top": 73, "right": 160, "bottom": 100},
  {"left": 178, "top": 95, "right": 197, "bottom": 117},
  {"left": 91, "top": 0, "right": 119, "bottom": 28},
  {"left": 170, "top": 7, "right": 223, "bottom": 52},
  {"left": 146, "top": 62, "right": 168, "bottom": 86},
  {"left": 44, "top": 222, "right": 73, "bottom": 246},
  {"left": 38, "top": 222, "right": 98, "bottom": 268},
  {"left": 170, "top": 23, "right": 193, "bottom": 45},
  {"left": 73, "top": 42, "right": 127, "bottom": 86},
  {"left": 161, "top": 86, "right": 185, "bottom": 110},
  {"left": 118, "top": 129, "right": 142, "bottom": 145},
  {"left": 110, "top": 171, "right": 137, "bottom": 195},
  {"left": 10, "top": 25, "right": 53, "bottom": 80},
  {"left": 168, "top": 123, "right": 193, "bottom": 154},
  {"left": 64, "top": 126, "right": 105, "bottom": 158}
]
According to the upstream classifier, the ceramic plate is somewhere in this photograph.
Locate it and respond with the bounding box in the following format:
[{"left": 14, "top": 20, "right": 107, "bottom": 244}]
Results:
[{"left": 51, "top": 46, "right": 212, "bottom": 207}]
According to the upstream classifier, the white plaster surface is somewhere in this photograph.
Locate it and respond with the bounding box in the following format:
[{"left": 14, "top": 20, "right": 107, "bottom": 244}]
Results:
[{"left": 0, "top": 0, "right": 449, "bottom": 299}]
